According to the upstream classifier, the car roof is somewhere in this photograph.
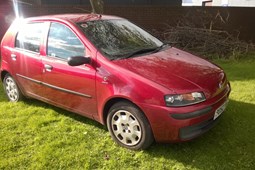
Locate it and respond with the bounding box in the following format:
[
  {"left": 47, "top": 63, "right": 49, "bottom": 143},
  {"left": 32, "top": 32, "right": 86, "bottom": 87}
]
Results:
[{"left": 24, "top": 13, "right": 123, "bottom": 23}]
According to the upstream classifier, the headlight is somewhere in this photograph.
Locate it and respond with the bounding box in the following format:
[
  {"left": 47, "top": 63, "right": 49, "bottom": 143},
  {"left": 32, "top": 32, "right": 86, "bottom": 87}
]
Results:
[{"left": 165, "top": 92, "right": 206, "bottom": 107}]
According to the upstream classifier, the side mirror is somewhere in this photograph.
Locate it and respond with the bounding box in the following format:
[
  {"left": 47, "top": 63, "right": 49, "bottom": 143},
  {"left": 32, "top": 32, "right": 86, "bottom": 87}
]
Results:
[{"left": 67, "top": 56, "right": 91, "bottom": 66}]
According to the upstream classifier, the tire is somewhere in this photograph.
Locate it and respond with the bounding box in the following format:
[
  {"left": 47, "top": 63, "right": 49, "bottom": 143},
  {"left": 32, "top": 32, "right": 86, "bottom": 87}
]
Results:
[
  {"left": 3, "top": 74, "right": 24, "bottom": 102},
  {"left": 107, "top": 101, "right": 154, "bottom": 150}
]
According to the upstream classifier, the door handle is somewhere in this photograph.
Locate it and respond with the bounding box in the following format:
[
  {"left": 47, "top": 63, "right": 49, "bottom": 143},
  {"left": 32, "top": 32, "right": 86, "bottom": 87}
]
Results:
[
  {"left": 44, "top": 64, "right": 53, "bottom": 72},
  {"left": 11, "top": 54, "right": 17, "bottom": 61}
]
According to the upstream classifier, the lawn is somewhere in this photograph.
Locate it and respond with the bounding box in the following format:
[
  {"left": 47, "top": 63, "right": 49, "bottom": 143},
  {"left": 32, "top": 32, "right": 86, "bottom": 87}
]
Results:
[{"left": 0, "top": 60, "right": 254, "bottom": 170}]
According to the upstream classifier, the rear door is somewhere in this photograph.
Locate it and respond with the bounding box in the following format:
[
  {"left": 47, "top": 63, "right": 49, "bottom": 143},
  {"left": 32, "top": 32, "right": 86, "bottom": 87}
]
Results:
[
  {"left": 41, "top": 22, "right": 97, "bottom": 118},
  {"left": 11, "top": 22, "right": 45, "bottom": 97}
]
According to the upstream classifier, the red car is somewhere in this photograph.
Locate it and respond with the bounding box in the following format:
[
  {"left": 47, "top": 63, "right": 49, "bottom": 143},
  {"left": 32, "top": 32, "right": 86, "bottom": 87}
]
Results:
[{"left": 0, "top": 14, "right": 230, "bottom": 150}]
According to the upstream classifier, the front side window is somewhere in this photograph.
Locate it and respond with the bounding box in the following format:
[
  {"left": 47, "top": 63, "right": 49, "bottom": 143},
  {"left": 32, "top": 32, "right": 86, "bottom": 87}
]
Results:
[
  {"left": 47, "top": 22, "right": 85, "bottom": 60},
  {"left": 15, "top": 22, "right": 43, "bottom": 53}
]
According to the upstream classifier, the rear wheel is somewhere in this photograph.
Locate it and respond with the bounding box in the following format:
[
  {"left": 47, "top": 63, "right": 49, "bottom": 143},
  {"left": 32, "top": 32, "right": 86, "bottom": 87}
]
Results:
[
  {"left": 3, "top": 74, "right": 24, "bottom": 102},
  {"left": 107, "top": 101, "right": 154, "bottom": 150}
]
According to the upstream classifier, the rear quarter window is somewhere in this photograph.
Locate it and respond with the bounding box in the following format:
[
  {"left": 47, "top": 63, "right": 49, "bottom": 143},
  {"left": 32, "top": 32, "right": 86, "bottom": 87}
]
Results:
[{"left": 15, "top": 22, "right": 44, "bottom": 53}]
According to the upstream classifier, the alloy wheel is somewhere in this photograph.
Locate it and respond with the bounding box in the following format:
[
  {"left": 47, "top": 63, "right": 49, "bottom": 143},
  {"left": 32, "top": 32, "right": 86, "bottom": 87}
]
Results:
[
  {"left": 111, "top": 110, "right": 142, "bottom": 146},
  {"left": 4, "top": 77, "right": 19, "bottom": 101}
]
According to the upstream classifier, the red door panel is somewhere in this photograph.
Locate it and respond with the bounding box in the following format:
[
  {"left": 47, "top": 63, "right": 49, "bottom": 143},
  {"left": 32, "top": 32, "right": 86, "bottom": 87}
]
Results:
[{"left": 41, "top": 57, "right": 97, "bottom": 118}]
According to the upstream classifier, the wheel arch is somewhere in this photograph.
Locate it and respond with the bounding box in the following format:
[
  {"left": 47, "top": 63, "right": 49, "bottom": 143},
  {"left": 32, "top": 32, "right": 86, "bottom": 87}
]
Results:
[
  {"left": 1, "top": 71, "right": 26, "bottom": 98},
  {"left": 103, "top": 97, "right": 131, "bottom": 125},
  {"left": 1, "top": 70, "right": 10, "bottom": 82},
  {"left": 102, "top": 97, "right": 152, "bottom": 129}
]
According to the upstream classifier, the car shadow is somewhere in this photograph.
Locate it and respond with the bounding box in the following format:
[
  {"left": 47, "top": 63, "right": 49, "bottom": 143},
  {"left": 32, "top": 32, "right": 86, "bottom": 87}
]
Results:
[{"left": 144, "top": 99, "right": 255, "bottom": 169}]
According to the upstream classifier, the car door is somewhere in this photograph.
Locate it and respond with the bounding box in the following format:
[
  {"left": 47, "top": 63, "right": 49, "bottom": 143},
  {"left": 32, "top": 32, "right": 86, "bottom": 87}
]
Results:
[
  {"left": 11, "top": 22, "right": 45, "bottom": 97},
  {"left": 41, "top": 22, "right": 97, "bottom": 118}
]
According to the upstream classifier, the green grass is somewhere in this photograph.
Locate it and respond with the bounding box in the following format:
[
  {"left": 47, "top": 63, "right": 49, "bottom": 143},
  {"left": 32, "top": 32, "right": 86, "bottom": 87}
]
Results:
[{"left": 0, "top": 60, "right": 255, "bottom": 169}]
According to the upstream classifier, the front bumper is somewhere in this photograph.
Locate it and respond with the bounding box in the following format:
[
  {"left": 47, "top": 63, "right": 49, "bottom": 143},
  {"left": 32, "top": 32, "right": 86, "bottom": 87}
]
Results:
[{"left": 138, "top": 84, "right": 231, "bottom": 142}]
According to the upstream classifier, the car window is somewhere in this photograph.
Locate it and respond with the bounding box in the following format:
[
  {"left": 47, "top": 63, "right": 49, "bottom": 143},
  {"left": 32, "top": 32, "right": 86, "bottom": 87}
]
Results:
[
  {"left": 15, "top": 22, "right": 44, "bottom": 53},
  {"left": 47, "top": 22, "right": 85, "bottom": 60},
  {"left": 78, "top": 19, "right": 163, "bottom": 60}
]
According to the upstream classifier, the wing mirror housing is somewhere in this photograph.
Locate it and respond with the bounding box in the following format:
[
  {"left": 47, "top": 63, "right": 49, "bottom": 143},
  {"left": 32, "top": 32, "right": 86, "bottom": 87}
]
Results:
[{"left": 67, "top": 56, "right": 91, "bottom": 66}]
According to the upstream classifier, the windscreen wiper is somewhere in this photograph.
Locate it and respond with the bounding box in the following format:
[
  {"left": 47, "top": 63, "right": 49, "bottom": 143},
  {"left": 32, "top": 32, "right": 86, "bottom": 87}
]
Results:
[
  {"left": 111, "top": 43, "right": 169, "bottom": 60},
  {"left": 125, "top": 43, "right": 169, "bottom": 59}
]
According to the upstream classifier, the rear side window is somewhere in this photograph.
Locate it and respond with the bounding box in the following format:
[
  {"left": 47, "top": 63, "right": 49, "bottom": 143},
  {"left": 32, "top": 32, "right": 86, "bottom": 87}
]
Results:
[
  {"left": 47, "top": 22, "right": 85, "bottom": 60},
  {"left": 15, "top": 22, "right": 43, "bottom": 53}
]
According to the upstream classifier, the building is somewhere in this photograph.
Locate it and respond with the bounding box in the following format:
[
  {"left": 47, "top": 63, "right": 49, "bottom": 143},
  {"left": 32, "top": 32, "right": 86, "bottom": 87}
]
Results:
[{"left": 182, "top": 0, "right": 255, "bottom": 6}]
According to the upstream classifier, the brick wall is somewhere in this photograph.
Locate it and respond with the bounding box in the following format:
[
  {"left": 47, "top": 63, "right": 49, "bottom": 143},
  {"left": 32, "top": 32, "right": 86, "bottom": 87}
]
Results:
[
  {"left": 1, "top": 5, "right": 255, "bottom": 42},
  {"left": 0, "top": 4, "right": 14, "bottom": 42}
]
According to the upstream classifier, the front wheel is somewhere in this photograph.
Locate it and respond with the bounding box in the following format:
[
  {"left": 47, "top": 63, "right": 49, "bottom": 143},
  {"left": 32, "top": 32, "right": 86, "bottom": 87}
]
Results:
[
  {"left": 107, "top": 101, "right": 154, "bottom": 150},
  {"left": 3, "top": 74, "right": 24, "bottom": 102}
]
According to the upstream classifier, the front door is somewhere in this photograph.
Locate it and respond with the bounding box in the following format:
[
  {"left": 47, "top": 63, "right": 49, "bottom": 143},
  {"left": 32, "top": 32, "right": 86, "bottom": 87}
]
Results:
[{"left": 41, "top": 22, "right": 97, "bottom": 118}]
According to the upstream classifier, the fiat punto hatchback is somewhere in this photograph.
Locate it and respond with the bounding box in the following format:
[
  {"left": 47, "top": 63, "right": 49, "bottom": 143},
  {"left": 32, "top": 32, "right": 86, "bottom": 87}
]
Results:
[{"left": 0, "top": 14, "right": 230, "bottom": 150}]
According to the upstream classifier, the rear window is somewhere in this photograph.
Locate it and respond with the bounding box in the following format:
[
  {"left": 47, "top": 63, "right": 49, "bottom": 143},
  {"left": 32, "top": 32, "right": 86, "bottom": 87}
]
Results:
[{"left": 15, "top": 22, "right": 44, "bottom": 53}]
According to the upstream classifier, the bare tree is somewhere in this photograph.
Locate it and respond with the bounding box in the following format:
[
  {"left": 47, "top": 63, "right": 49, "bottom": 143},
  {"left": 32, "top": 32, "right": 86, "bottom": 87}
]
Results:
[{"left": 90, "top": 0, "right": 104, "bottom": 14}]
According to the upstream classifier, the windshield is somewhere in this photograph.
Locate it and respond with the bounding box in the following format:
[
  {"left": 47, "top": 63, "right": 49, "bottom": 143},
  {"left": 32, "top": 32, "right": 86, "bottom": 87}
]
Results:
[{"left": 78, "top": 19, "right": 163, "bottom": 60}]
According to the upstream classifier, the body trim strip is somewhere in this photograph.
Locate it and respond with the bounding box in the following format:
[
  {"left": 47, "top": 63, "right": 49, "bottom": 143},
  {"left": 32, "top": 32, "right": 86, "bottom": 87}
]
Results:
[{"left": 16, "top": 74, "right": 92, "bottom": 98}]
